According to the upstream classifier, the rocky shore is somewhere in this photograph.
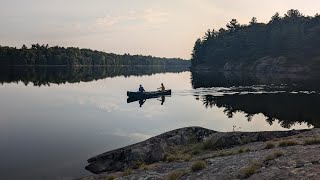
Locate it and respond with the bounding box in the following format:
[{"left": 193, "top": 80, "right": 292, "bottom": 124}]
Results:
[
  {"left": 193, "top": 56, "right": 312, "bottom": 74},
  {"left": 80, "top": 127, "right": 320, "bottom": 180}
]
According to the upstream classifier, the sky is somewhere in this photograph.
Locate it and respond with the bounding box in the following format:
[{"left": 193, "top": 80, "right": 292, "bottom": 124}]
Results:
[{"left": 0, "top": 0, "right": 319, "bottom": 59}]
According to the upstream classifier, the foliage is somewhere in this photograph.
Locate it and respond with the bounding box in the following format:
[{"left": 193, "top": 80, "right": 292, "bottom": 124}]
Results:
[
  {"left": 0, "top": 44, "right": 190, "bottom": 67},
  {"left": 304, "top": 137, "right": 320, "bottom": 145},
  {"left": 191, "top": 161, "right": 207, "bottom": 171},
  {"left": 202, "top": 139, "right": 215, "bottom": 150},
  {"left": 264, "top": 151, "right": 284, "bottom": 162},
  {"left": 191, "top": 9, "right": 320, "bottom": 68},
  {"left": 105, "top": 176, "right": 115, "bottom": 180},
  {"left": 265, "top": 142, "right": 276, "bottom": 149},
  {"left": 278, "top": 140, "right": 299, "bottom": 147},
  {"left": 241, "top": 161, "right": 262, "bottom": 178},
  {"left": 123, "top": 168, "right": 133, "bottom": 176},
  {"left": 166, "top": 170, "right": 187, "bottom": 180}
]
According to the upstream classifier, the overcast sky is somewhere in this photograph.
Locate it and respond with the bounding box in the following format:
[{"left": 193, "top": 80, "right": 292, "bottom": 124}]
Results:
[{"left": 0, "top": 0, "right": 319, "bottom": 59}]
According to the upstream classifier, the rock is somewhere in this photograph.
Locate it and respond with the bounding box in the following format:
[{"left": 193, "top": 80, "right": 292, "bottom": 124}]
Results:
[
  {"left": 207, "top": 56, "right": 312, "bottom": 74},
  {"left": 295, "top": 162, "right": 304, "bottom": 168},
  {"left": 86, "top": 127, "right": 217, "bottom": 174},
  {"left": 80, "top": 128, "right": 320, "bottom": 180},
  {"left": 85, "top": 127, "right": 304, "bottom": 174}
]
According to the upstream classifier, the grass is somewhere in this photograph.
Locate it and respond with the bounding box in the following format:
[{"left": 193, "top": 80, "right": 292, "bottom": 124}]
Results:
[
  {"left": 165, "top": 153, "right": 192, "bottom": 162},
  {"left": 191, "top": 150, "right": 201, "bottom": 155},
  {"left": 265, "top": 142, "right": 275, "bottom": 149},
  {"left": 202, "top": 140, "right": 215, "bottom": 150},
  {"left": 165, "top": 154, "right": 179, "bottom": 162},
  {"left": 132, "top": 160, "right": 144, "bottom": 169},
  {"left": 217, "top": 150, "right": 237, "bottom": 157},
  {"left": 105, "top": 176, "right": 115, "bottom": 180},
  {"left": 278, "top": 140, "right": 298, "bottom": 147},
  {"left": 264, "top": 154, "right": 276, "bottom": 162},
  {"left": 139, "top": 162, "right": 149, "bottom": 170},
  {"left": 191, "top": 161, "right": 207, "bottom": 172},
  {"left": 242, "top": 161, "right": 262, "bottom": 178},
  {"left": 123, "top": 168, "right": 133, "bottom": 176},
  {"left": 242, "top": 151, "right": 284, "bottom": 178},
  {"left": 245, "top": 148, "right": 251, "bottom": 152},
  {"left": 166, "top": 170, "right": 187, "bottom": 180},
  {"left": 238, "top": 148, "right": 251, "bottom": 154},
  {"left": 273, "top": 151, "right": 284, "bottom": 157},
  {"left": 304, "top": 137, "right": 320, "bottom": 145},
  {"left": 264, "top": 151, "right": 284, "bottom": 163}
]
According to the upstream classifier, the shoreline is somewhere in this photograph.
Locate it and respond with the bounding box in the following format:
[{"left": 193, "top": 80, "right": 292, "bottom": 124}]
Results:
[{"left": 80, "top": 127, "right": 320, "bottom": 179}]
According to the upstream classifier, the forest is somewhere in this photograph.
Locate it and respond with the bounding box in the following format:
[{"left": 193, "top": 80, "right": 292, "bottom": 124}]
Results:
[
  {"left": 191, "top": 9, "right": 320, "bottom": 68},
  {"left": 0, "top": 44, "right": 190, "bottom": 66}
]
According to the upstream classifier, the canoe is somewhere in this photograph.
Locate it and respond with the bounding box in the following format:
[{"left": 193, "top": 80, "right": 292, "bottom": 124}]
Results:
[{"left": 127, "top": 89, "right": 171, "bottom": 99}]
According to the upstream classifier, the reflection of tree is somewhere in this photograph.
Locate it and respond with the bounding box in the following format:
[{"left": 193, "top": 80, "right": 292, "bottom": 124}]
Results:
[
  {"left": 0, "top": 66, "right": 188, "bottom": 87},
  {"left": 197, "top": 93, "right": 320, "bottom": 129},
  {"left": 191, "top": 70, "right": 320, "bottom": 91}
]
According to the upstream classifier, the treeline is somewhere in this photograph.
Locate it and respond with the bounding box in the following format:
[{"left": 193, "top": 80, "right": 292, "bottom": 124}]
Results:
[
  {"left": 191, "top": 9, "right": 320, "bottom": 68},
  {"left": 0, "top": 44, "right": 190, "bottom": 66},
  {"left": 0, "top": 66, "right": 189, "bottom": 86}
]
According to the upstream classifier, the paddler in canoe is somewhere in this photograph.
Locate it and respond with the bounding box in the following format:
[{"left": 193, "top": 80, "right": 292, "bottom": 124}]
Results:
[
  {"left": 157, "top": 83, "right": 165, "bottom": 92},
  {"left": 139, "top": 84, "right": 145, "bottom": 93}
]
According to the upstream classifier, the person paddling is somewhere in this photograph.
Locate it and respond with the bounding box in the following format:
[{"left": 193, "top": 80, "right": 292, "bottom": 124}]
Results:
[
  {"left": 158, "top": 83, "right": 165, "bottom": 92},
  {"left": 139, "top": 85, "right": 145, "bottom": 93}
]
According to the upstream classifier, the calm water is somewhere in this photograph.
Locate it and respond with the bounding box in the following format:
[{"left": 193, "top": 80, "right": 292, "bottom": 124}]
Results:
[{"left": 0, "top": 67, "right": 319, "bottom": 180}]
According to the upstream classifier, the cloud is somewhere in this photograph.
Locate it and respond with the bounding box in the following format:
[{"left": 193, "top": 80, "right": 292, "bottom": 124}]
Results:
[
  {"left": 142, "top": 8, "right": 169, "bottom": 24},
  {"left": 91, "top": 8, "right": 168, "bottom": 32},
  {"left": 113, "top": 129, "right": 151, "bottom": 141},
  {"left": 95, "top": 15, "right": 121, "bottom": 27}
]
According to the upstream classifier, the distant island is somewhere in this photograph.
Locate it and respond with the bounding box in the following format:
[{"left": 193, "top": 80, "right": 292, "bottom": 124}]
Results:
[
  {"left": 191, "top": 9, "right": 320, "bottom": 73},
  {"left": 0, "top": 44, "right": 190, "bottom": 67}
]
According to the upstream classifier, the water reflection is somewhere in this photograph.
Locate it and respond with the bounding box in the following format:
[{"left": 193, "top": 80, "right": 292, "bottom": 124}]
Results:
[
  {"left": 0, "top": 68, "right": 314, "bottom": 180},
  {"left": 127, "top": 95, "right": 168, "bottom": 107},
  {"left": 191, "top": 71, "right": 320, "bottom": 91},
  {"left": 0, "top": 65, "right": 189, "bottom": 86},
  {"left": 191, "top": 71, "right": 320, "bottom": 129}
]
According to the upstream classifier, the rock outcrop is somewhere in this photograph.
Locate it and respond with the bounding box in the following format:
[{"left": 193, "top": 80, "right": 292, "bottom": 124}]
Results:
[
  {"left": 81, "top": 128, "right": 320, "bottom": 180},
  {"left": 194, "top": 56, "right": 311, "bottom": 74},
  {"left": 224, "top": 56, "right": 311, "bottom": 73},
  {"left": 86, "top": 127, "right": 216, "bottom": 174},
  {"left": 85, "top": 127, "right": 304, "bottom": 174}
]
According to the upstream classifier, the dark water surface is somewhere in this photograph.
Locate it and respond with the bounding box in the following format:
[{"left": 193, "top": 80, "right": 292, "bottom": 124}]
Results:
[{"left": 0, "top": 66, "right": 319, "bottom": 179}]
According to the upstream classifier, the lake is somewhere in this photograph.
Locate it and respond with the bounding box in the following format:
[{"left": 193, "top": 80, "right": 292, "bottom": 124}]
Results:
[{"left": 0, "top": 66, "right": 319, "bottom": 180}]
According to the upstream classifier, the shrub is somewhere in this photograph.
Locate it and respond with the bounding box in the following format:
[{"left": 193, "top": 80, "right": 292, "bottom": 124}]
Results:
[
  {"left": 191, "top": 161, "right": 207, "bottom": 171},
  {"left": 192, "top": 150, "right": 200, "bottom": 155},
  {"left": 202, "top": 140, "right": 214, "bottom": 150},
  {"left": 242, "top": 161, "right": 262, "bottom": 178},
  {"left": 264, "top": 154, "right": 275, "bottom": 162},
  {"left": 123, "top": 168, "right": 133, "bottom": 176},
  {"left": 304, "top": 138, "right": 320, "bottom": 145},
  {"left": 278, "top": 140, "right": 298, "bottom": 147},
  {"left": 182, "top": 154, "right": 192, "bottom": 161},
  {"left": 238, "top": 148, "right": 251, "bottom": 154},
  {"left": 264, "top": 151, "right": 284, "bottom": 163},
  {"left": 273, "top": 151, "right": 284, "bottom": 157},
  {"left": 218, "top": 150, "right": 236, "bottom": 157},
  {"left": 105, "top": 176, "right": 115, "bottom": 180},
  {"left": 166, "top": 170, "right": 186, "bottom": 180},
  {"left": 265, "top": 142, "right": 275, "bottom": 149},
  {"left": 165, "top": 154, "right": 178, "bottom": 162}
]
